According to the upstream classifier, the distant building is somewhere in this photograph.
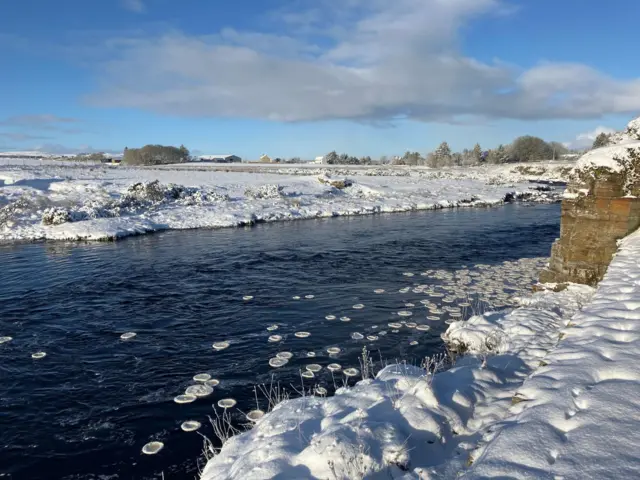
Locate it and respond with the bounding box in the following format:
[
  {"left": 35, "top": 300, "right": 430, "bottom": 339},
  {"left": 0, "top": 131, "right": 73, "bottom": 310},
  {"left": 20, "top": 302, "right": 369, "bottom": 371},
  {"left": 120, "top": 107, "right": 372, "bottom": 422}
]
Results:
[
  {"left": 311, "top": 155, "right": 326, "bottom": 164},
  {"left": 100, "top": 157, "right": 121, "bottom": 164},
  {"left": 260, "top": 154, "right": 272, "bottom": 163},
  {"left": 197, "top": 154, "right": 242, "bottom": 163}
]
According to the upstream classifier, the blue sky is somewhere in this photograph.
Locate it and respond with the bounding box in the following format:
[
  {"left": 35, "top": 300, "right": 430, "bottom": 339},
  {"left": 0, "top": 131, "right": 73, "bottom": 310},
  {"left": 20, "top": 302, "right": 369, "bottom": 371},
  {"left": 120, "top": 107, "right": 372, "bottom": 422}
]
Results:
[{"left": 0, "top": 0, "right": 639, "bottom": 159}]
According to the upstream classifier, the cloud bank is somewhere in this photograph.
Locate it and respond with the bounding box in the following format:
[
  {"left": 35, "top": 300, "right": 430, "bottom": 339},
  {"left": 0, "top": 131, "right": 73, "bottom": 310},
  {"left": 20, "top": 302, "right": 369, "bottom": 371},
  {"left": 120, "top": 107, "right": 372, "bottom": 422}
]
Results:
[{"left": 80, "top": 0, "right": 640, "bottom": 123}]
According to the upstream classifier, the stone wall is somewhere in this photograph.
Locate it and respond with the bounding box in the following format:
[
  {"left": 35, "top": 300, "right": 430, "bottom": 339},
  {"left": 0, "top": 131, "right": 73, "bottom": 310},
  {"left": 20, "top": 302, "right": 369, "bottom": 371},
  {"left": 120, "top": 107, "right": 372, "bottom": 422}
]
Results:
[{"left": 540, "top": 172, "right": 640, "bottom": 286}]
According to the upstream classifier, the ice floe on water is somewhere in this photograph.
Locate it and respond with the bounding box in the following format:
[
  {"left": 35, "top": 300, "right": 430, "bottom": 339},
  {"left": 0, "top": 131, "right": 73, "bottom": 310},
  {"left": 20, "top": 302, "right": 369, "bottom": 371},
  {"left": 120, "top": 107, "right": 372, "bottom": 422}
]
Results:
[
  {"left": 211, "top": 341, "right": 230, "bottom": 351},
  {"left": 185, "top": 385, "right": 213, "bottom": 398},
  {"left": 217, "top": 398, "right": 237, "bottom": 409},
  {"left": 174, "top": 394, "right": 196, "bottom": 404},
  {"left": 268, "top": 357, "right": 288, "bottom": 368},
  {"left": 343, "top": 367, "right": 359, "bottom": 377},
  {"left": 180, "top": 420, "right": 201, "bottom": 432},
  {"left": 142, "top": 441, "right": 164, "bottom": 455}
]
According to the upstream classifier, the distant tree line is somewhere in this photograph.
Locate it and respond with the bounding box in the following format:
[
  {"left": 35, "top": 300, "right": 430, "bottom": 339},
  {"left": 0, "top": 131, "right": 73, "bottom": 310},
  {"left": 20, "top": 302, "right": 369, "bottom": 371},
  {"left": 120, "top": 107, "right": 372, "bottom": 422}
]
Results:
[
  {"left": 391, "top": 136, "right": 572, "bottom": 167},
  {"left": 122, "top": 144, "right": 191, "bottom": 165},
  {"left": 323, "top": 152, "right": 373, "bottom": 165}
]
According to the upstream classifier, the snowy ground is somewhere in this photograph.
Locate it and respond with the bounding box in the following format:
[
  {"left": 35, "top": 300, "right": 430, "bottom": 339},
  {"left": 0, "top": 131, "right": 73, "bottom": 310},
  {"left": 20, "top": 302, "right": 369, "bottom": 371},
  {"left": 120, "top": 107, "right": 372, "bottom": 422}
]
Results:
[
  {"left": 200, "top": 283, "right": 594, "bottom": 479},
  {"left": 0, "top": 159, "right": 571, "bottom": 242},
  {"left": 464, "top": 229, "right": 640, "bottom": 479}
]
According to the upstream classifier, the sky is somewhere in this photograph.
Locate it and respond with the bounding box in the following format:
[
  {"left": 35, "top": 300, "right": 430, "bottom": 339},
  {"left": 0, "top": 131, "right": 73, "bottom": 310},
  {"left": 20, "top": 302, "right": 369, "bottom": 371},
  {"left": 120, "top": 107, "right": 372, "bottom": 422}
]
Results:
[{"left": 0, "top": 0, "right": 639, "bottom": 159}]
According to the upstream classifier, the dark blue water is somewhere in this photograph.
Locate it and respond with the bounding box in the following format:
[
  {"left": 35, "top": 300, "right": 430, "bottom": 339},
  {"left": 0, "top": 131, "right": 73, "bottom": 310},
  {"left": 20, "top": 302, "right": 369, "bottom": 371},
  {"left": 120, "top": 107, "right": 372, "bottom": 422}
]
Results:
[{"left": 0, "top": 204, "right": 560, "bottom": 480}]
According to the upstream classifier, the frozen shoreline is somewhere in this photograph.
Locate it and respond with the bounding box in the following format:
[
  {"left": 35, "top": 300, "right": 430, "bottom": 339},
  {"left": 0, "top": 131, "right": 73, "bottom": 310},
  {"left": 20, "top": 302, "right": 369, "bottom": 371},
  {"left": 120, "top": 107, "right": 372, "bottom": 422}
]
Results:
[
  {"left": 0, "top": 160, "right": 570, "bottom": 242},
  {"left": 200, "top": 283, "right": 594, "bottom": 479}
]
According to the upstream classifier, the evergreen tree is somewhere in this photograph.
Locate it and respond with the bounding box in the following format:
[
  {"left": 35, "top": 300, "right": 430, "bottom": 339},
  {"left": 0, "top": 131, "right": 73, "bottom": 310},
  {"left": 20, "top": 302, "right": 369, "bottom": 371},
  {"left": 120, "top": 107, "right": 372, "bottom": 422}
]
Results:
[
  {"left": 435, "top": 141, "right": 452, "bottom": 158},
  {"left": 592, "top": 132, "right": 611, "bottom": 149},
  {"left": 472, "top": 143, "right": 482, "bottom": 162},
  {"left": 324, "top": 151, "right": 339, "bottom": 164}
]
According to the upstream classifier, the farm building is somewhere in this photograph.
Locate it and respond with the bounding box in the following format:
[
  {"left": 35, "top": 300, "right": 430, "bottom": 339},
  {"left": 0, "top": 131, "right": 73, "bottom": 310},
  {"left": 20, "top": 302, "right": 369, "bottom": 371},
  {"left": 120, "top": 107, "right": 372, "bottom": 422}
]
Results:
[{"left": 197, "top": 154, "right": 242, "bottom": 163}]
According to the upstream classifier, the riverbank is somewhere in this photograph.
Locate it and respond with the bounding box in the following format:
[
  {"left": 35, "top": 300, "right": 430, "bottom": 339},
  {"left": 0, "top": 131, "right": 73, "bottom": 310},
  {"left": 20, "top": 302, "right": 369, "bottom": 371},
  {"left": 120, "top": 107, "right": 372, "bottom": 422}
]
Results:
[
  {"left": 464, "top": 228, "right": 640, "bottom": 479},
  {"left": 200, "top": 282, "right": 594, "bottom": 479},
  {"left": 0, "top": 160, "right": 570, "bottom": 242},
  {"left": 198, "top": 204, "right": 640, "bottom": 478}
]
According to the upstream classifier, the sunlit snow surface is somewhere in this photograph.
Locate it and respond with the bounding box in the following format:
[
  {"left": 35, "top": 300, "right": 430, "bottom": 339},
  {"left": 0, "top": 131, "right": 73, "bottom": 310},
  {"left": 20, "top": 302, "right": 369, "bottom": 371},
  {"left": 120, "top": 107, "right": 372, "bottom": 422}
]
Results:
[
  {"left": 463, "top": 229, "right": 640, "bottom": 480},
  {"left": 0, "top": 160, "right": 569, "bottom": 242}
]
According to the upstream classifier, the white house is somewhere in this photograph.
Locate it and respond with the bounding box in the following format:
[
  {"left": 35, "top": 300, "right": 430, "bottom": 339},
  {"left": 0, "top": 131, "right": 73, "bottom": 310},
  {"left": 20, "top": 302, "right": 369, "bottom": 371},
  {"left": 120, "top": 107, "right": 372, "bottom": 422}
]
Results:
[
  {"left": 197, "top": 154, "right": 242, "bottom": 163},
  {"left": 311, "top": 155, "right": 326, "bottom": 164},
  {"left": 260, "top": 154, "right": 272, "bottom": 163}
]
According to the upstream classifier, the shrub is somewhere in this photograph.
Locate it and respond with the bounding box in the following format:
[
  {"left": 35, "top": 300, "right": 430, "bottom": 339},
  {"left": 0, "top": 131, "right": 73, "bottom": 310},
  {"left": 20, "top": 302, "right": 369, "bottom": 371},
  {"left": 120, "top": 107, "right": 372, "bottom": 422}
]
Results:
[
  {"left": 509, "top": 136, "right": 554, "bottom": 162},
  {"left": 123, "top": 144, "right": 190, "bottom": 165},
  {"left": 592, "top": 132, "right": 612, "bottom": 149}
]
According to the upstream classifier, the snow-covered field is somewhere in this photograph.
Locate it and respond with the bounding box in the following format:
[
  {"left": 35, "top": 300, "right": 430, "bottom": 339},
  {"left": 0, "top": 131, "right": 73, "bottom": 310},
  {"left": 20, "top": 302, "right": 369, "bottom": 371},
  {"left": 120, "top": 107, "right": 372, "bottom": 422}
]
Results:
[
  {"left": 200, "top": 282, "right": 594, "bottom": 479},
  {"left": 0, "top": 159, "right": 571, "bottom": 242}
]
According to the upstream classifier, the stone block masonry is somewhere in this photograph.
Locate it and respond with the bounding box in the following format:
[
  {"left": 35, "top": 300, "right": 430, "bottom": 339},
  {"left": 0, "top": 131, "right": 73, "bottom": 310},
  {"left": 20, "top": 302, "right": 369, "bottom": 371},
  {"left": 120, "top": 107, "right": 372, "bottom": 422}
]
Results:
[{"left": 540, "top": 170, "right": 640, "bottom": 286}]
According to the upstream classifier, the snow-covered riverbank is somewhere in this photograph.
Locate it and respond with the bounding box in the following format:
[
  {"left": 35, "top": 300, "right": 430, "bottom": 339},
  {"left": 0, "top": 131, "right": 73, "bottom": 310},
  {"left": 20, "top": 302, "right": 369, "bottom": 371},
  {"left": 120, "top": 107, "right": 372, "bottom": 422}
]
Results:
[
  {"left": 0, "top": 160, "right": 570, "bottom": 242},
  {"left": 464, "top": 229, "right": 640, "bottom": 479},
  {"left": 201, "top": 226, "right": 640, "bottom": 479},
  {"left": 200, "top": 284, "right": 594, "bottom": 479}
]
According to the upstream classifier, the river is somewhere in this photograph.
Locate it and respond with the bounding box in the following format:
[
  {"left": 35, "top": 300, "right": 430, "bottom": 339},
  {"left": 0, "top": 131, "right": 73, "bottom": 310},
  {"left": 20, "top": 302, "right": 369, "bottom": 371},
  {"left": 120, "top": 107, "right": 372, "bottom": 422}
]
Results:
[{"left": 0, "top": 203, "right": 560, "bottom": 479}]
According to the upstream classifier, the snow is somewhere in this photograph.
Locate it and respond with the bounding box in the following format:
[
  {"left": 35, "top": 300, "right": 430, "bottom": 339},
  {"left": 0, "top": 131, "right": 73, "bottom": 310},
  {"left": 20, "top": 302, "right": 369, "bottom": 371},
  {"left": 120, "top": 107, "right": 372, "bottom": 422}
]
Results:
[
  {"left": 0, "top": 160, "right": 571, "bottom": 242},
  {"left": 200, "top": 285, "right": 594, "bottom": 479},
  {"left": 573, "top": 116, "right": 640, "bottom": 173},
  {"left": 574, "top": 139, "right": 640, "bottom": 173},
  {"left": 463, "top": 229, "right": 640, "bottom": 479}
]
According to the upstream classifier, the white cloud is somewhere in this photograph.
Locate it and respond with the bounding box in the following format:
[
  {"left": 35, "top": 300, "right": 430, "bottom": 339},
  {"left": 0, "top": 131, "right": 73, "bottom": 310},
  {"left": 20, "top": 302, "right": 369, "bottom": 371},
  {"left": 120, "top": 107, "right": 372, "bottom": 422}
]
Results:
[
  {"left": 121, "top": 0, "right": 145, "bottom": 13},
  {"left": 565, "top": 126, "right": 617, "bottom": 150},
  {"left": 85, "top": 0, "right": 640, "bottom": 123}
]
